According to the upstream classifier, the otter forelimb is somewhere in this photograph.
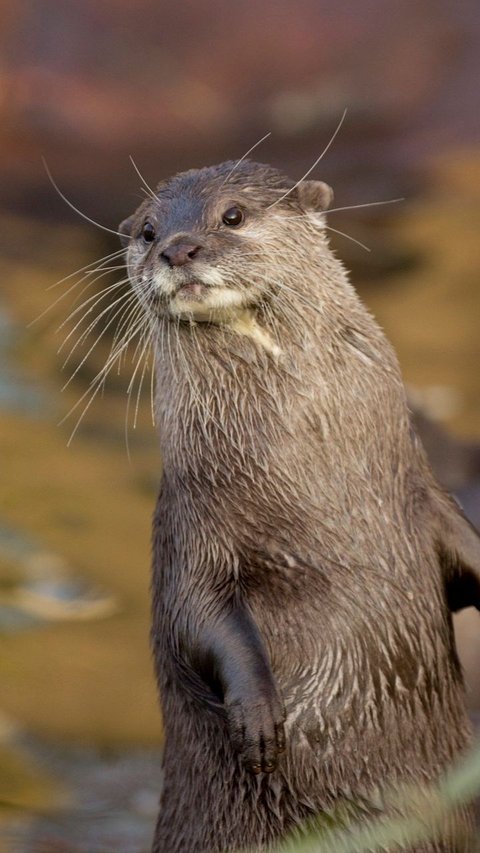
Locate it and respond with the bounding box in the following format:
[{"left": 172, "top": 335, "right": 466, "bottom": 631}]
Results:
[
  {"left": 435, "top": 491, "right": 480, "bottom": 611},
  {"left": 193, "top": 604, "right": 286, "bottom": 774}
]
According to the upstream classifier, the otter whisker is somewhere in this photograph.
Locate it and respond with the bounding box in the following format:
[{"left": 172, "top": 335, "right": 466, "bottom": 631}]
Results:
[
  {"left": 128, "top": 330, "right": 153, "bottom": 429},
  {"left": 47, "top": 247, "right": 127, "bottom": 292},
  {"left": 97, "top": 302, "right": 146, "bottom": 416},
  {"left": 123, "top": 324, "right": 153, "bottom": 459},
  {"left": 257, "top": 212, "right": 371, "bottom": 252},
  {"left": 267, "top": 108, "right": 347, "bottom": 209},
  {"left": 59, "top": 283, "right": 132, "bottom": 362},
  {"left": 279, "top": 197, "right": 404, "bottom": 221},
  {"left": 61, "top": 302, "right": 138, "bottom": 401},
  {"left": 108, "top": 289, "right": 144, "bottom": 355},
  {"left": 164, "top": 316, "right": 179, "bottom": 384},
  {"left": 129, "top": 155, "right": 158, "bottom": 202},
  {"left": 61, "top": 289, "right": 137, "bottom": 382},
  {"left": 43, "top": 158, "right": 132, "bottom": 240},
  {"left": 62, "top": 312, "right": 148, "bottom": 444},
  {"left": 70, "top": 289, "right": 139, "bottom": 371},
  {"left": 222, "top": 132, "right": 272, "bottom": 186},
  {"left": 150, "top": 341, "right": 156, "bottom": 427},
  {"left": 128, "top": 307, "right": 155, "bottom": 370},
  {"left": 31, "top": 253, "right": 127, "bottom": 325},
  {"left": 67, "top": 266, "right": 128, "bottom": 316},
  {"left": 111, "top": 298, "right": 147, "bottom": 375},
  {"left": 324, "top": 224, "right": 371, "bottom": 253},
  {"left": 58, "top": 278, "right": 132, "bottom": 360},
  {"left": 57, "top": 272, "right": 130, "bottom": 337},
  {"left": 327, "top": 197, "right": 404, "bottom": 215}
]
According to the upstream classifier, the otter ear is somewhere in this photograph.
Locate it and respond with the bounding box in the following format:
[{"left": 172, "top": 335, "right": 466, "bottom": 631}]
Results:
[
  {"left": 118, "top": 215, "right": 135, "bottom": 248},
  {"left": 296, "top": 180, "right": 333, "bottom": 213}
]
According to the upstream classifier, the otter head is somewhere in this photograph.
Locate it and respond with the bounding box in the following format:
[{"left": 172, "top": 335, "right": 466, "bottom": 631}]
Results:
[{"left": 119, "top": 160, "right": 333, "bottom": 326}]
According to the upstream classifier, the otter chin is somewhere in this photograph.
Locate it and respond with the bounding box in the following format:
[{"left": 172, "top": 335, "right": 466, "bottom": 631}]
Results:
[
  {"left": 117, "top": 159, "right": 480, "bottom": 853},
  {"left": 169, "top": 282, "right": 247, "bottom": 322}
]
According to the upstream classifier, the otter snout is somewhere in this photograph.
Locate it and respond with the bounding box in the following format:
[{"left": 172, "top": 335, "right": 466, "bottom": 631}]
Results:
[{"left": 161, "top": 239, "right": 202, "bottom": 267}]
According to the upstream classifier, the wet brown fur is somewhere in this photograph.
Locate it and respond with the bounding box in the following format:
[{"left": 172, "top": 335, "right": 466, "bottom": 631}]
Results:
[{"left": 118, "top": 160, "right": 480, "bottom": 852}]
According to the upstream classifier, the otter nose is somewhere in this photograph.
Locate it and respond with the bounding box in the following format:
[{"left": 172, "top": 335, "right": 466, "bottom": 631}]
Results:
[{"left": 161, "top": 241, "right": 201, "bottom": 267}]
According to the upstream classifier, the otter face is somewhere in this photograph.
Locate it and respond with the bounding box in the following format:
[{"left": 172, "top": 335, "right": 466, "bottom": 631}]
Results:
[{"left": 119, "top": 160, "right": 332, "bottom": 325}]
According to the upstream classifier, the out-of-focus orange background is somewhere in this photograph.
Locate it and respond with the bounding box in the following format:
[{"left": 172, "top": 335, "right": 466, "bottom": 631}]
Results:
[{"left": 0, "top": 2, "right": 479, "bottom": 850}]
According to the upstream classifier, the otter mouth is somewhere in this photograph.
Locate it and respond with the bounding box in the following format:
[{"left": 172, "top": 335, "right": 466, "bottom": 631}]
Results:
[
  {"left": 175, "top": 281, "right": 209, "bottom": 301},
  {"left": 167, "top": 278, "right": 246, "bottom": 322}
]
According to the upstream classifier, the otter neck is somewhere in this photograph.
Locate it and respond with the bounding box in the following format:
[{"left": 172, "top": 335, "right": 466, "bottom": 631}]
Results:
[{"left": 152, "top": 283, "right": 405, "bottom": 493}]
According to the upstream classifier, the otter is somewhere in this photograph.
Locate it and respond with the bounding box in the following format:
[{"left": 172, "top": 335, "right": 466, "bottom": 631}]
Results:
[{"left": 117, "top": 160, "right": 480, "bottom": 852}]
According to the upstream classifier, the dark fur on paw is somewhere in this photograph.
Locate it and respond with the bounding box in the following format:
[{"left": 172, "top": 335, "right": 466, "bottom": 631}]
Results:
[{"left": 225, "top": 693, "right": 286, "bottom": 774}]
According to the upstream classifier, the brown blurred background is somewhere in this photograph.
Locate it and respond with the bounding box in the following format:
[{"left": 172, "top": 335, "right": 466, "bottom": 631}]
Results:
[{"left": 0, "top": 1, "right": 479, "bottom": 850}]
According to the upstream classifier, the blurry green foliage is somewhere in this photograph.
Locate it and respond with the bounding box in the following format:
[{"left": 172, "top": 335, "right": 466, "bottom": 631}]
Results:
[{"left": 274, "top": 742, "right": 480, "bottom": 852}]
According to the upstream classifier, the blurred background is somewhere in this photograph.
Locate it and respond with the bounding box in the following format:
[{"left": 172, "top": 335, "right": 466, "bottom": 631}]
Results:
[{"left": 0, "top": 1, "right": 479, "bottom": 850}]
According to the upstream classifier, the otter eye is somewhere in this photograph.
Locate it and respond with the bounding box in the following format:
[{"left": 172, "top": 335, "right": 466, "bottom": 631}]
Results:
[
  {"left": 222, "top": 206, "right": 244, "bottom": 227},
  {"left": 142, "top": 221, "right": 156, "bottom": 243}
]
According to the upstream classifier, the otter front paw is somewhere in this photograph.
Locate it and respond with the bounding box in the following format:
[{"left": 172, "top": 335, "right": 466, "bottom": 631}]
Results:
[{"left": 225, "top": 694, "right": 286, "bottom": 774}]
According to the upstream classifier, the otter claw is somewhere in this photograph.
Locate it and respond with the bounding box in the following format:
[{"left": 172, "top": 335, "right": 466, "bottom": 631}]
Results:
[{"left": 226, "top": 696, "right": 286, "bottom": 775}]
